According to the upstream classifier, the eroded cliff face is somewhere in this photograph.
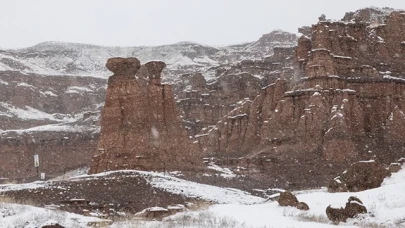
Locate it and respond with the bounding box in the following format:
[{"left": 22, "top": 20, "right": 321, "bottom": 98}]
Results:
[
  {"left": 297, "top": 10, "right": 405, "bottom": 79},
  {"left": 201, "top": 10, "right": 405, "bottom": 187},
  {"left": 175, "top": 46, "right": 296, "bottom": 138},
  {"left": 89, "top": 58, "right": 201, "bottom": 174},
  {"left": 0, "top": 71, "right": 105, "bottom": 179},
  {"left": 0, "top": 130, "right": 98, "bottom": 180}
]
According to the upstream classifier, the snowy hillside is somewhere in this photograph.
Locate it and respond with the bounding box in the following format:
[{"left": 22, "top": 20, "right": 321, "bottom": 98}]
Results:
[
  {"left": 117, "top": 165, "right": 405, "bottom": 227},
  {"left": 0, "top": 30, "right": 297, "bottom": 81},
  {"left": 1, "top": 164, "right": 404, "bottom": 227}
]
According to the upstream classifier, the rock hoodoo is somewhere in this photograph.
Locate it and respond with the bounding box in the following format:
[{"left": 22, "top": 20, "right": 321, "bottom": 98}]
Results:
[{"left": 88, "top": 58, "right": 201, "bottom": 174}]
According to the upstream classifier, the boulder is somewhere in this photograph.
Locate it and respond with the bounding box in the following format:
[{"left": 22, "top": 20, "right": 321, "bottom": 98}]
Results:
[
  {"left": 345, "top": 197, "right": 367, "bottom": 218},
  {"left": 326, "top": 196, "right": 367, "bottom": 224},
  {"left": 328, "top": 160, "right": 391, "bottom": 192},
  {"left": 344, "top": 161, "right": 391, "bottom": 192},
  {"left": 326, "top": 205, "right": 348, "bottom": 223},
  {"left": 296, "top": 202, "right": 310, "bottom": 211},
  {"left": 278, "top": 191, "right": 299, "bottom": 207}
]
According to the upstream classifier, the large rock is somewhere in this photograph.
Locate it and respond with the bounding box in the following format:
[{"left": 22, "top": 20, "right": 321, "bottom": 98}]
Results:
[
  {"left": 89, "top": 58, "right": 201, "bottom": 174},
  {"left": 278, "top": 191, "right": 309, "bottom": 211},
  {"left": 345, "top": 196, "right": 367, "bottom": 218},
  {"left": 326, "top": 196, "right": 367, "bottom": 224},
  {"left": 328, "top": 160, "right": 391, "bottom": 192},
  {"left": 278, "top": 191, "right": 299, "bottom": 207}
]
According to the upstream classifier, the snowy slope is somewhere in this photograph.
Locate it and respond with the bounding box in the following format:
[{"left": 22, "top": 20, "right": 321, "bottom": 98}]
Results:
[
  {"left": 201, "top": 165, "right": 405, "bottom": 228},
  {"left": 0, "top": 202, "right": 110, "bottom": 228},
  {"left": 2, "top": 166, "right": 405, "bottom": 227},
  {"left": 114, "top": 166, "right": 405, "bottom": 228},
  {"left": 72, "top": 170, "right": 264, "bottom": 205},
  {"left": 0, "top": 30, "right": 297, "bottom": 81}
]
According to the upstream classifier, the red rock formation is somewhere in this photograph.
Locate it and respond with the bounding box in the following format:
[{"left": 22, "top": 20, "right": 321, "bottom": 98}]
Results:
[
  {"left": 89, "top": 58, "right": 201, "bottom": 174},
  {"left": 202, "top": 10, "right": 405, "bottom": 188},
  {"left": 0, "top": 129, "right": 98, "bottom": 180}
]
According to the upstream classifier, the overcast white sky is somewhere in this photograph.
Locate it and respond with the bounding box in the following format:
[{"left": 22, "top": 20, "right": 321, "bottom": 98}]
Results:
[{"left": 0, "top": 0, "right": 404, "bottom": 49}]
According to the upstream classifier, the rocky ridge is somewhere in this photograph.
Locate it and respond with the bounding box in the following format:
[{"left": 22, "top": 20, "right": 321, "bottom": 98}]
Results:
[{"left": 0, "top": 30, "right": 297, "bottom": 82}]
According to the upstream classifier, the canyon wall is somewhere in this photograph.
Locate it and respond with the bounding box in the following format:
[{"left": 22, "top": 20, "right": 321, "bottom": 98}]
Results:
[{"left": 201, "top": 10, "right": 405, "bottom": 187}]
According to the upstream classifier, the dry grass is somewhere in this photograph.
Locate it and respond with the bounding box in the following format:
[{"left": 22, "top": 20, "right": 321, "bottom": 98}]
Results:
[{"left": 295, "top": 212, "right": 330, "bottom": 224}]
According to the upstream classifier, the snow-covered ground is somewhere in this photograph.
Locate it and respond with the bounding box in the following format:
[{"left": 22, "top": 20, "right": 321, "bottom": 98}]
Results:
[
  {"left": 0, "top": 123, "right": 100, "bottom": 135},
  {"left": 113, "top": 166, "right": 405, "bottom": 227},
  {"left": 175, "top": 166, "right": 405, "bottom": 228},
  {"left": 1, "top": 165, "right": 404, "bottom": 227},
  {"left": 0, "top": 102, "right": 72, "bottom": 122},
  {"left": 0, "top": 202, "right": 111, "bottom": 228},
  {"left": 72, "top": 170, "right": 263, "bottom": 205}
]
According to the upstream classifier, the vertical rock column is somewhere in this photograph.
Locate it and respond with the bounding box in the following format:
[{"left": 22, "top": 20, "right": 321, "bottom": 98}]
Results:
[{"left": 89, "top": 58, "right": 201, "bottom": 174}]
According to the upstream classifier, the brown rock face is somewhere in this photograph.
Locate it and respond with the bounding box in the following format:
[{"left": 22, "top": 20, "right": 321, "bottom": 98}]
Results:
[
  {"left": 89, "top": 58, "right": 201, "bottom": 174},
  {"left": 105, "top": 57, "right": 141, "bottom": 76},
  {"left": 145, "top": 61, "right": 166, "bottom": 80},
  {"left": 0, "top": 70, "right": 105, "bottom": 180},
  {"left": 202, "top": 10, "right": 405, "bottom": 188},
  {"left": 328, "top": 161, "right": 391, "bottom": 192},
  {"left": 174, "top": 46, "right": 296, "bottom": 139}
]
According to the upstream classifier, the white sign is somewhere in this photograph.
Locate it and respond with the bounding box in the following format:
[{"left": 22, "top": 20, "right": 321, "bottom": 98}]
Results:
[
  {"left": 40, "top": 173, "right": 45, "bottom": 180},
  {"left": 34, "top": 155, "right": 39, "bottom": 167}
]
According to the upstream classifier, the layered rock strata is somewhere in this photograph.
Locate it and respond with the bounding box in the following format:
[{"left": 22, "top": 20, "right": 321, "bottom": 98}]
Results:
[
  {"left": 0, "top": 71, "right": 105, "bottom": 179},
  {"left": 175, "top": 46, "right": 296, "bottom": 137},
  {"left": 201, "top": 10, "right": 405, "bottom": 187},
  {"left": 89, "top": 58, "right": 201, "bottom": 174}
]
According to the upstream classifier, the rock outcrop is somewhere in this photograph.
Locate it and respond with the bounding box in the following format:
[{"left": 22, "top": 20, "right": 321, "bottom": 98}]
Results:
[
  {"left": 174, "top": 44, "right": 296, "bottom": 138},
  {"left": 88, "top": 58, "right": 201, "bottom": 174},
  {"left": 326, "top": 196, "right": 367, "bottom": 224},
  {"left": 278, "top": 191, "right": 309, "bottom": 211},
  {"left": 328, "top": 160, "right": 391, "bottom": 192},
  {"left": 201, "top": 9, "right": 405, "bottom": 188}
]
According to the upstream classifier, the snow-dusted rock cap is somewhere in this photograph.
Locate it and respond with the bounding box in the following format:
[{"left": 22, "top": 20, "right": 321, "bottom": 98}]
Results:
[{"left": 106, "top": 57, "right": 141, "bottom": 76}]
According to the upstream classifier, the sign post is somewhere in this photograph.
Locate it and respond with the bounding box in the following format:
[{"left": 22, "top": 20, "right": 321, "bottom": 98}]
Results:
[{"left": 34, "top": 155, "right": 39, "bottom": 177}]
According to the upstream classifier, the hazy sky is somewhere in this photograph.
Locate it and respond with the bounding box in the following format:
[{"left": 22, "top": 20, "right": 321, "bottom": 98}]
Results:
[{"left": 1, "top": 0, "right": 404, "bottom": 49}]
